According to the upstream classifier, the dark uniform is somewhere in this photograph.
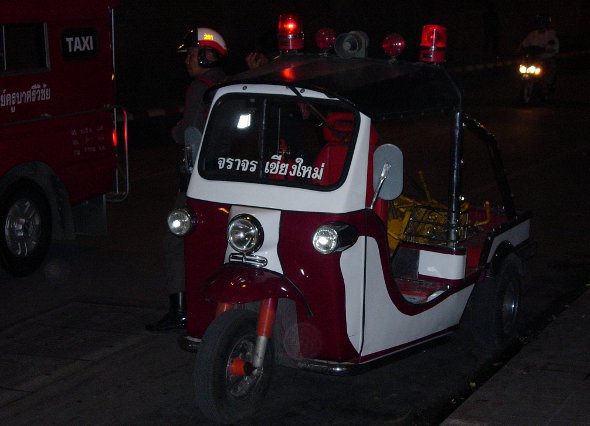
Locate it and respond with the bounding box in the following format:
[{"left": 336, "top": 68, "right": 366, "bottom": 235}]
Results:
[
  {"left": 147, "top": 28, "right": 227, "bottom": 332},
  {"left": 165, "top": 67, "right": 226, "bottom": 295}
]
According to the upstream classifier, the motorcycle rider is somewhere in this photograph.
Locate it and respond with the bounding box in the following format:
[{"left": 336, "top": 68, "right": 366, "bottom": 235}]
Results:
[
  {"left": 521, "top": 14, "right": 559, "bottom": 97},
  {"left": 146, "top": 27, "right": 227, "bottom": 332}
]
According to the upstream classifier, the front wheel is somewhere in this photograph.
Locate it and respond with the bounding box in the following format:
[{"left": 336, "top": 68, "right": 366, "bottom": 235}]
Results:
[
  {"left": 0, "top": 182, "right": 52, "bottom": 276},
  {"left": 194, "top": 309, "right": 274, "bottom": 424}
]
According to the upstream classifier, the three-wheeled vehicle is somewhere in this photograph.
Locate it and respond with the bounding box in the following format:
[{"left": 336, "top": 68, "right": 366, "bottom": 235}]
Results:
[{"left": 168, "top": 18, "right": 532, "bottom": 424}]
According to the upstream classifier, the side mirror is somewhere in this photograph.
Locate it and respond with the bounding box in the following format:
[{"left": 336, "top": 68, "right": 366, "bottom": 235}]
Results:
[{"left": 372, "top": 144, "right": 403, "bottom": 201}]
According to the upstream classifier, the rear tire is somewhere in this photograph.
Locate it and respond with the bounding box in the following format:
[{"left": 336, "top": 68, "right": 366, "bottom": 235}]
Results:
[
  {"left": 468, "top": 254, "right": 523, "bottom": 352},
  {"left": 0, "top": 182, "right": 52, "bottom": 276},
  {"left": 194, "top": 309, "right": 274, "bottom": 424}
]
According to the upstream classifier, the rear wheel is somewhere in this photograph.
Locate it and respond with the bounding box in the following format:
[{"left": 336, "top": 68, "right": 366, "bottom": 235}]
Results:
[
  {"left": 0, "top": 182, "right": 51, "bottom": 276},
  {"left": 194, "top": 309, "right": 274, "bottom": 424},
  {"left": 468, "top": 254, "right": 523, "bottom": 352}
]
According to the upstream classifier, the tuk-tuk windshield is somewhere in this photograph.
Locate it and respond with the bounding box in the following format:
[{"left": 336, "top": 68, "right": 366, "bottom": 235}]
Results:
[{"left": 198, "top": 93, "right": 358, "bottom": 189}]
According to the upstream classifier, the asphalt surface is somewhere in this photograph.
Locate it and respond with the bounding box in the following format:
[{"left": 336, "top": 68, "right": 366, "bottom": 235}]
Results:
[
  {"left": 1, "top": 56, "right": 589, "bottom": 425},
  {"left": 443, "top": 287, "right": 590, "bottom": 426}
]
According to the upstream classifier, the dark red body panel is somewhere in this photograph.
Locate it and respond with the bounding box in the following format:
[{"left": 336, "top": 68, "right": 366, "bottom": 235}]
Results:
[
  {"left": 184, "top": 200, "right": 231, "bottom": 337},
  {"left": 1, "top": 0, "right": 118, "bottom": 204},
  {"left": 204, "top": 265, "right": 307, "bottom": 304}
]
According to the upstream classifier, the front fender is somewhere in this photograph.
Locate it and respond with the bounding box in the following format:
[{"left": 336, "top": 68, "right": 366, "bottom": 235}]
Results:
[{"left": 204, "top": 264, "right": 311, "bottom": 313}]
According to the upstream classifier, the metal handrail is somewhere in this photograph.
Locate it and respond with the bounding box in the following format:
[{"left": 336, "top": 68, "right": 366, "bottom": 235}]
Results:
[{"left": 106, "top": 105, "right": 129, "bottom": 202}]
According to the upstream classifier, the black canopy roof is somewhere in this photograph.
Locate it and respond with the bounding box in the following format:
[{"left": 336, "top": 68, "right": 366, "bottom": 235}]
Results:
[{"left": 218, "top": 54, "right": 462, "bottom": 120}]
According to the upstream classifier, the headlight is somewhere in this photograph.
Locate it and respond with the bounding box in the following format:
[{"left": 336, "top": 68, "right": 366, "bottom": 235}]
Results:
[
  {"left": 312, "top": 222, "right": 358, "bottom": 254},
  {"left": 168, "top": 208, "right": 195, "bottom": 236},
  {"left": 526, "top": 65, "right": 537, "bottom": 74},
  {"left": 227, "top": 214, "right": 264, "bottom": 253},
  {"left": 519, "top": 64, "right": 527, "bottom": 74}
]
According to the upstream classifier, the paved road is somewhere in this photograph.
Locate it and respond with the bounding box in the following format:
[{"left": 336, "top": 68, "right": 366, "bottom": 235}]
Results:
[{"left": 1, "top": 60, "right": 589, "bottom": 425}]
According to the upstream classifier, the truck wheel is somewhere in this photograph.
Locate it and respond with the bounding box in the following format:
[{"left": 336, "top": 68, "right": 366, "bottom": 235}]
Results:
[
  {"left": 194, "top": 309, "right": 274, "bottom": 424},
  {"left": 468, "top": 254, "right": 523, "bottom": 352},
  {"left": 0, "top": 182, "right": 52, "bottom": 276}
]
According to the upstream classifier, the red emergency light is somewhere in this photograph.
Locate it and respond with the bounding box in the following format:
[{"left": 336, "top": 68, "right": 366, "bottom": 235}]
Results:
[
  {"left": 419, "top": 24, "right": 447, "bottom": 63},
  {"left": 315, "top": 27, "right": 336, "bottom": 53},
  {"left": 278, "top": 13, "right": 304, "bottom": 52},
  {"left": 382, "top": 33, "right": 405, "bottom": 59}
]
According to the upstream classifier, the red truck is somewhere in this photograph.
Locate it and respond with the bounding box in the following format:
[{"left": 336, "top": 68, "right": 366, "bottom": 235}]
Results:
[{"left": 1, "top": 0, "right": 127, "bottom": 276}]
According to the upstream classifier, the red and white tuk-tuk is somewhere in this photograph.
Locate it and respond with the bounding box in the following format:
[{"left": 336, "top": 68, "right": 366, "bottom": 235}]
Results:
[
  {"left": 0, "top": 0, "right": 127, "bottom": 276},
  {"left": 168, "top": 19, "right": 532, "bottom": 423}
]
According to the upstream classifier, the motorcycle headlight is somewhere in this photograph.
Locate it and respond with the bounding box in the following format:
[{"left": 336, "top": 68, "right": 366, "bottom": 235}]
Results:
[
  {"left": 227, "top": 214, "right": 264, "bottom": 253},
  {"left": 312, "top": 222, "right": 358, "bottom": 255},
  {"left": 526, "top": 65, "right": 537, "bottom": 74},
  {"left": 519, "top": 64, "right": 527, "bottom": 74},
  {"left": 534, "top": 67, "right": 541, "bottom": 75},
  {"left": 168, "top": 207, "right": 195, "bottom": 236}
]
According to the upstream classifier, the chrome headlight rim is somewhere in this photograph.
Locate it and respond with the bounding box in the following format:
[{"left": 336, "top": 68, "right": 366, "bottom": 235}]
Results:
[
  {"left": 167, "top": 207, "right": 195, "bottom": 236},
  {"left": 227, "top": 213, "right": 264, "bottom": 254},
  {"left": 312, "top": 222, "right": 358, "bottom": 255}
]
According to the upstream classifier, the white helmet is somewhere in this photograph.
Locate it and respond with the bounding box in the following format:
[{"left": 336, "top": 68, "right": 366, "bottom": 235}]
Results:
[{"left": 177, "top": 27, "right": 227, "bottom": 67}]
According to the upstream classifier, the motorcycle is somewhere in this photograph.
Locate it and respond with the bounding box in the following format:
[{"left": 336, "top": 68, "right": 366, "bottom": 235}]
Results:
[
  {"left": 518, "top": 46, "right": 549, "bottom": 104},
  {"left": 167, "top": 19, "right": 533, "bottom": 424}
]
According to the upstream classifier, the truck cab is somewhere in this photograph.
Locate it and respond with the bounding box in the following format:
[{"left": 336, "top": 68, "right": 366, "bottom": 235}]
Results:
[{"left": 0, "top": 0, "right": 127, "bottom": 276}]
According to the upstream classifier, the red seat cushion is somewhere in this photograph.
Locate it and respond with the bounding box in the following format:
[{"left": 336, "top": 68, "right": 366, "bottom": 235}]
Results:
[{"left": 315, "top": 113, "right": 388, "bottom": 223}]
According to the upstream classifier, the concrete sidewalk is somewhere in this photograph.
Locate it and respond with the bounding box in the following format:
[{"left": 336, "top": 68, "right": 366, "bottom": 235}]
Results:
[{"left": 442, "top": 288, "right": 590, "bottom": 426}]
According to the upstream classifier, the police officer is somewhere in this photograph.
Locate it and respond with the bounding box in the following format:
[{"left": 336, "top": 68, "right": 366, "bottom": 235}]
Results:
[{"left": 147, "top": 27, "right": 227, "bottom": 332}]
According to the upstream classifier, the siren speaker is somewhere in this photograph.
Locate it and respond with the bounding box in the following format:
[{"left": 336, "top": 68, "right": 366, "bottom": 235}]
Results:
[{"left": 334, "top": 31, "right": 369, "bottom": 59}]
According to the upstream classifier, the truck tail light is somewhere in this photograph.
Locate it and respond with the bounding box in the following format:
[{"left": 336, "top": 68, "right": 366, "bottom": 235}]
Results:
[
  {"left": 419, "top": 25, "right": 447, "bottom": 63},
  {"left": 278, "top": 13, "right": 304, "bottom": 52},
  {"left": 112, "top": 128, "right": 118, "bottom": 148}
]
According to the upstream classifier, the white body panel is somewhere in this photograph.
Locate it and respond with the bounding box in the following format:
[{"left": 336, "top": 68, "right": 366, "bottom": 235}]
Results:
[
  {"left": 419, "top": 250, "right": 467, "bottom": 280},
  {"left": 486, "top": 219, "right": 531, "bottom": 263},
  {"left": 341, "top": 237, "right": 472, "bottom": 355},
  {"left": 187, "top": 84, "right": 370, "bottom": 214},
  {"left": 224, "top": 206, "right": 283, "bottom": 274}
]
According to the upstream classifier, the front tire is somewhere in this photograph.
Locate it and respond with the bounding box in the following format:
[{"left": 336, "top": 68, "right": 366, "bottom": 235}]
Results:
[
  {"left": 468, "top": 254, "right": 524, "bottom": 352},
  {"left": 0, "top": 182, "right": 52, "bottom": 276},
  {"left": 194, "top": 309, "right": 274, "bottom": 424}
]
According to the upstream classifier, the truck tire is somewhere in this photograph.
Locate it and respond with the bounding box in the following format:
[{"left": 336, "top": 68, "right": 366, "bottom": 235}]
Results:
[
  {"left": 0, "top": 182, "right": 52, "bottom": 276},
  {"left": 468, "top": 253, "right": 523, "bottom": 352}
]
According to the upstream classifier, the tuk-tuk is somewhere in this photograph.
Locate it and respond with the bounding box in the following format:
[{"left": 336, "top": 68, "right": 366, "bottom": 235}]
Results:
[{"left": 168, "top": 20, "right": 532, "bottom": 423}]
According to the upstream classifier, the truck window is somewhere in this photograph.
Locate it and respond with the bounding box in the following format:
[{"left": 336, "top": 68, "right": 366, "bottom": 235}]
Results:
[
  {"left": 199, "top": 93, "right": 357, "bottom": 189},
  {"left": 0, "top": 23, "right": 48, "bottom": 73}
]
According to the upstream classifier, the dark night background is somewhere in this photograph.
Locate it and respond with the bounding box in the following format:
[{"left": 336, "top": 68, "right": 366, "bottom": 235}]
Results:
[{"left": 113, "top": 0, "right": 590, "bottom": 112}]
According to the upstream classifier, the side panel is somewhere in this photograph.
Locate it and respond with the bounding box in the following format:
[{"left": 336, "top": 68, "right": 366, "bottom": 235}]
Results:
[
  {"left": 1, "top": 6, "right": 117, "bottom": 205},
  {"left": 360, "top": 237, "right": 472, "bottom": 358},
  {"left": 184, "top": 199, "right": 232, "bottom": 337},
  {"left": 485, "top": 218, "right": 531, "bottom": 263},
  {"left": 1, "top": 16, "right": 115, "bottom": 122},
  {"left": 278, "top": 210, "right": 364, "bottom": 362},
  {"left": 0, "top": 112, "right": 115, "bottom": 204}
]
